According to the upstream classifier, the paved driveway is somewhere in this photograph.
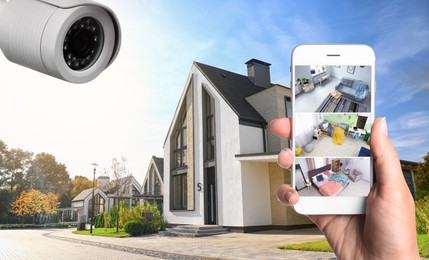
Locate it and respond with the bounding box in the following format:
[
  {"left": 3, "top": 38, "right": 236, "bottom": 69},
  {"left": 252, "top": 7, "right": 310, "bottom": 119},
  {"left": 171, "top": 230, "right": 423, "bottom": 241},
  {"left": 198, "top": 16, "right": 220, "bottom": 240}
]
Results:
[{"left": 0, "top": 228, "right": 337, "bottom": 259}]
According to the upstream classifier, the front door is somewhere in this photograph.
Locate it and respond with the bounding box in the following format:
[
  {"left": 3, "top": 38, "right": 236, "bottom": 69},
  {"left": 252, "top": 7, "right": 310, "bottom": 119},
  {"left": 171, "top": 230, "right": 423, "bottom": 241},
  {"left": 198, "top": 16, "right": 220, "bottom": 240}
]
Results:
[{"left": 204, "top": 167, "right": 217, "bottom": 224}]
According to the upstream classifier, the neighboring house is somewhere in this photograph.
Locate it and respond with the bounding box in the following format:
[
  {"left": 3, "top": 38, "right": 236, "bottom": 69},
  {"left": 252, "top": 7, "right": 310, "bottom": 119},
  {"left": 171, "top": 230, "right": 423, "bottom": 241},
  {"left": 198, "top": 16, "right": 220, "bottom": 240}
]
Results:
[
  {"left": 401, "top": 160, "right": 418, "bottom": 199},
  {"left": 71, "top": 175, "right": 142, "bottom": 223},
  {"left": 139, "top": 156, "right": 164, "bottom": 207},
  {"left": 163, "top": 59, "right": 313, "bottom": 232}
]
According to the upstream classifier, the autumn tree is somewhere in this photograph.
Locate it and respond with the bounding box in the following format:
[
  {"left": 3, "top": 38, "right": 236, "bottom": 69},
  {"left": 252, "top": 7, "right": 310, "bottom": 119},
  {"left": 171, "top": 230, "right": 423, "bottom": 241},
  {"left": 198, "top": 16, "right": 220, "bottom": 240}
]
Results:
[
  {"left": 71, "top": 176, "right": 93, "bottom": 198},
  {"left": 416, "top": 153, "right": 429, "bottom": 199},
  {"left": 11, "top": 189, "right": 59, "bottom": 223}
]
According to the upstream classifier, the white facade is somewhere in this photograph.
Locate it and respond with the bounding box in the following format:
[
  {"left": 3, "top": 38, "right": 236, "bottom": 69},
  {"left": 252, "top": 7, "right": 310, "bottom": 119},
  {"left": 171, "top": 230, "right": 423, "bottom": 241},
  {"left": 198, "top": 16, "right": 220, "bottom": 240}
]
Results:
[{"left": 163, "top": 60, "right": 313, "bottom": 231}]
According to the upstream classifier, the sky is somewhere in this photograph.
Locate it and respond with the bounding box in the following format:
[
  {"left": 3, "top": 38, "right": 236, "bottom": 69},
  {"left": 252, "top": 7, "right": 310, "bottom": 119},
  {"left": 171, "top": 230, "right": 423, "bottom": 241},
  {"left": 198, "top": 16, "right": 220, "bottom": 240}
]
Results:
[{"left": 0, "top": 0, "right": 428, "bottom": 183}]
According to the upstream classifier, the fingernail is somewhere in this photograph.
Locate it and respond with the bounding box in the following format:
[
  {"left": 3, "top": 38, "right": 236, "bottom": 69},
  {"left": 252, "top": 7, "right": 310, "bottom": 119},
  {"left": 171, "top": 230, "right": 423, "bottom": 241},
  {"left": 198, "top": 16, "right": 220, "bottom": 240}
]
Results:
[
  {"left": 277, "top": 148, "right": 292, "bottom": 168},
  {"left": 381, "top": 117, "right": 388, "bottom": 136},
  {"left": 284, "top": 191, "right": 295, "bottom": 202}
]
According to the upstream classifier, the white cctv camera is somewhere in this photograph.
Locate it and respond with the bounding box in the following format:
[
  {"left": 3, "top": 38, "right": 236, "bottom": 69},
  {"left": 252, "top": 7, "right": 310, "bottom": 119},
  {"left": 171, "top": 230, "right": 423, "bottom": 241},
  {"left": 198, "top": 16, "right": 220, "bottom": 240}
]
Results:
[{"left": 0, "top": 0, "right": 121, "bottom": 84}]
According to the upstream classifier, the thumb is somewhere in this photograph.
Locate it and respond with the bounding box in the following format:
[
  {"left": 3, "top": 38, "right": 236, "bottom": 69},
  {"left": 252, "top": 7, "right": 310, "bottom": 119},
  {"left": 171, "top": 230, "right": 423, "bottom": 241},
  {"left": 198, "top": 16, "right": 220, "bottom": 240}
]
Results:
[{"left": 370, "top": 117, "right": 405, "bottom": 189}]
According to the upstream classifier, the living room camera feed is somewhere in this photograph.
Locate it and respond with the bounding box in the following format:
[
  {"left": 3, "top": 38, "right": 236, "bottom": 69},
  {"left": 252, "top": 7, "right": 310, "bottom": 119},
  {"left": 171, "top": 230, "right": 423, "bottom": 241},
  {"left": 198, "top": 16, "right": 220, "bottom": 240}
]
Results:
[
  {"left": 294, "top": 113, "right": 372, "bottom": 157},
  {"left": 295, "top": 157, "right": 371, "bottom": 197},
  {"left": 295, "top": 65, "right": 372, "bottom": 113}
]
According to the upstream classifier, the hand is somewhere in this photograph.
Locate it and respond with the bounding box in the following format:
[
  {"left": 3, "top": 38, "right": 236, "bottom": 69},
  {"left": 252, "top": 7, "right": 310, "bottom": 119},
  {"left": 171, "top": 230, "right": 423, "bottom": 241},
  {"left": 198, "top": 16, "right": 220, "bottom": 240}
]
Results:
[{"left": 271, "top": 117, "right": 419, "bottom": 259}]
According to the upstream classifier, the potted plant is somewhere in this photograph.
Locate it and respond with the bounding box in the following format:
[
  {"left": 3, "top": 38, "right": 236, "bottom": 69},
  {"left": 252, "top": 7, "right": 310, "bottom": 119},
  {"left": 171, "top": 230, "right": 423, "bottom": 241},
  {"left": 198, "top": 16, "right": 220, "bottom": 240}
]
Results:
[{"left": 297, "top": 78, "right": 309, "bottom": 85}]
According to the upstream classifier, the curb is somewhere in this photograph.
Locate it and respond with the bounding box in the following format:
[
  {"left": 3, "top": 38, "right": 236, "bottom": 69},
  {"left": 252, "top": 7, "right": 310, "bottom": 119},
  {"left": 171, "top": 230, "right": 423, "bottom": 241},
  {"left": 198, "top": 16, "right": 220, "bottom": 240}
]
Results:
[{"left": 44, "top": 231, "right": 217, "bottom": 260}]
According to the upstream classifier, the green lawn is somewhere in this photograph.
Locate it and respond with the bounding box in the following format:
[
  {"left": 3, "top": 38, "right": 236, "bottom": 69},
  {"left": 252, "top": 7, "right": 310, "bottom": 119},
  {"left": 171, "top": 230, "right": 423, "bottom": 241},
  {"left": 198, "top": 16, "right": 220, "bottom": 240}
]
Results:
[
  {"left": 73, "top": 227, "right": 130, "bottom": 238},
  {"left": 279, "top": 234, "right": 429, "bottom": 258},
  {"left": 278, "top": 240, "right": 333, "bottom": 252},
  {"left": 418, "top": 234, "right": 429, "bottom": 257}
]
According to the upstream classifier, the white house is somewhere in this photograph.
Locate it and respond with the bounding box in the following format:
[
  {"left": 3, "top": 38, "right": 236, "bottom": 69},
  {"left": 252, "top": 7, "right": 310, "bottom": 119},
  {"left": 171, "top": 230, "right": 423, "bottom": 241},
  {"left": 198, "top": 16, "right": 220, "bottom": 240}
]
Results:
[
  {"left": 139, "top": 156, "right": 164, "bottom": 208},
  {"left": 71, "top": 175, "right": 142, "bottom": 223},
  {"left": 163, "top": 59, "right": 313, "bottom": 232}
]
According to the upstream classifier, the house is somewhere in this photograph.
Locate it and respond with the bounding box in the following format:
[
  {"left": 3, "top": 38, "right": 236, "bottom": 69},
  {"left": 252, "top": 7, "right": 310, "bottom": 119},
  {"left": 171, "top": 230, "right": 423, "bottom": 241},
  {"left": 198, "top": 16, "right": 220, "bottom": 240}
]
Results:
[
  {"left": 163, "top": 59, "right": 313, "bottom": 232},
  {"left": 401, "top": 160, "right": 418, "bottom": 199},
  {"left": 71, "top": 175, "right": 142, "bottom": 223},
  {"left": 139, "top": 156, "right": 164, "bottom": 208}
]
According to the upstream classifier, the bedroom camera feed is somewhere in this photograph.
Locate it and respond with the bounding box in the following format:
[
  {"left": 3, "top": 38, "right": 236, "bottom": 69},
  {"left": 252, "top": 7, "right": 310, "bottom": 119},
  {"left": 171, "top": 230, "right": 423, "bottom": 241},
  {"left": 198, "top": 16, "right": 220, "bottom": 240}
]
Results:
[
  {"left": 295, "top": 65, "right": 372, "bottom": 113},
  {"left": 295, "top": 157, "right": 371, "bottom": 197},
  {"left": 295, "top": 113, "right": 372, "bottom": 157}
]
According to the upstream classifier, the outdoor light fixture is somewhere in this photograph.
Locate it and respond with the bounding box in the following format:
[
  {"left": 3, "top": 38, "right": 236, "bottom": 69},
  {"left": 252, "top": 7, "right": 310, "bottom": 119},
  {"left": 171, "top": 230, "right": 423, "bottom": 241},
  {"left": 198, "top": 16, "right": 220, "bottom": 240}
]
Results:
[{"left": 90, "top": 162, "right": 98, "bottom": 234}]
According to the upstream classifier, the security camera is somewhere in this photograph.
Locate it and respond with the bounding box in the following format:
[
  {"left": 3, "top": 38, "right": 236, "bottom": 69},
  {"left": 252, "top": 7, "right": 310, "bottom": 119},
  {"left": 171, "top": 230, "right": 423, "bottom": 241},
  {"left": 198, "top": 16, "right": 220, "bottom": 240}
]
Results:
[{"left": 0, "top": 0, "right": 121, "bottom": 84}]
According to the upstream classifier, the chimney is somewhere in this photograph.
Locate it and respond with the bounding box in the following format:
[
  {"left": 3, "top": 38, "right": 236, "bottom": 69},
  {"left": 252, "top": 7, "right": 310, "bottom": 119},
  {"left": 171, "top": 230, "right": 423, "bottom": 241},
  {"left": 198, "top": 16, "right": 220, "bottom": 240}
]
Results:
[
  {"left": 245, "top": 58, "right": 271, "bottom": 88},
  {"left": 97, "top": 176, "right": 110, "bottom": 187}
]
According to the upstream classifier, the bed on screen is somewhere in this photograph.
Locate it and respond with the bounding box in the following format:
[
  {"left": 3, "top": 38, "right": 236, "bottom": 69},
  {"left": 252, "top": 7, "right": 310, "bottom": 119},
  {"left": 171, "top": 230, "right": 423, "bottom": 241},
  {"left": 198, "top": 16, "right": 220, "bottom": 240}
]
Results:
[{"left": 308, "top": 164, "right": 350, "bottom": 196}]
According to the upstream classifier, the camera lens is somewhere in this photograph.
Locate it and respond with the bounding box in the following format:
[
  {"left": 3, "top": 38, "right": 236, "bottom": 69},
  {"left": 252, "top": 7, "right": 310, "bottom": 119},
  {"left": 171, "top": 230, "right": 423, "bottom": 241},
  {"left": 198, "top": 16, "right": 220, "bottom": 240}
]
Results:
[{"left": 63, "top": 17, "right": 104, "bottom": 71}]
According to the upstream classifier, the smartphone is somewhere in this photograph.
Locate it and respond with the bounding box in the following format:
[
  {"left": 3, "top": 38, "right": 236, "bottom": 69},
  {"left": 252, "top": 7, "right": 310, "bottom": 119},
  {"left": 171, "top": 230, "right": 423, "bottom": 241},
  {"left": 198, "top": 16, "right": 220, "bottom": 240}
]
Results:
[{"left": 291, "top": 44, "right": 375, "bottom": 214}]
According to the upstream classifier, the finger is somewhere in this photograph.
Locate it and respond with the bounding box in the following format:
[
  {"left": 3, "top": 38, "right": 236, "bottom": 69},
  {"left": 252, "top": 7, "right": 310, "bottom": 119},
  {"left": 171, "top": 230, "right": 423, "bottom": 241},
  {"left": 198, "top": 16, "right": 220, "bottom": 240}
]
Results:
[
  {"left": 277, "top": 184, "right": 300, "bottom": 206},
  {"left": 370, "top": 117, "right": 406, "bottom": 188},
  {"left": 270, "top": 118, "right": 292, "bottom": 139},
  {"left": 278, "top": 148, "right": 294, "bottom": 169}
]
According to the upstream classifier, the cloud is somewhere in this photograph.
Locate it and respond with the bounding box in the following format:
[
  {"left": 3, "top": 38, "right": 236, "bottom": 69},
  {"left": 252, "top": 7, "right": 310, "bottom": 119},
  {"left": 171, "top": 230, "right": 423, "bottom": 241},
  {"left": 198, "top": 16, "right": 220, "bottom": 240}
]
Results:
[{"left": 388, "top": 112, "right": 429, "bottom": 161}]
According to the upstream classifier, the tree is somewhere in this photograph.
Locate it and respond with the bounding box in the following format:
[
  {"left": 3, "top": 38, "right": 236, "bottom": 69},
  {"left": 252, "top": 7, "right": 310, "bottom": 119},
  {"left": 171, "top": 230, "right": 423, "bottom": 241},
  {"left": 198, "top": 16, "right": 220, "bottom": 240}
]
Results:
[
  {"left": 416, "top": 152, "right": 429, "bottom": 199},
  {"left": 3, "top": 148, "right": 33, "bottom": 194},
  {"left": 71, "top": 176, "right": 93, "bottom": 198},
  {"left": 26, "top": 153, "right": 72, "bottom": 205},
  {"left": 109, "top": 157, "right": 132, "bottom": 232},
  {"left": 0, "top": 140, "right": 9, "bottom": 187},
  {"left": 10, "top": 189, "right": 59, "bottom": 223}
]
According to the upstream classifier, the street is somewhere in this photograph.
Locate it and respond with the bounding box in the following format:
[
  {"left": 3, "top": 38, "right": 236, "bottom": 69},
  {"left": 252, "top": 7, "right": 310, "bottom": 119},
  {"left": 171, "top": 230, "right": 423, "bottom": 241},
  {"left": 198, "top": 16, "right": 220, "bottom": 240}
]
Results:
[{"left": 0, "top": 229, "right": 159, "bottom": 260}]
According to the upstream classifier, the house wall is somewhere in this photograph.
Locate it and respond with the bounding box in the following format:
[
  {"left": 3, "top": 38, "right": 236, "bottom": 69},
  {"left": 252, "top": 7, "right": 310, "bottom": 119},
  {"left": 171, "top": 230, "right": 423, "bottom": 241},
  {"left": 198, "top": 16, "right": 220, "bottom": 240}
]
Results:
[
  {"left": 164, "top": 64, "right": 246, "bottom": 226},
  {"left": 241, "top": 161, "right": 272, "bottom": 226},
  {"left": 239, "top": 125, "right": 264, "bottom": 154},
  {"left": 246, "top": 85, "right": 291, "bottom": 152}
]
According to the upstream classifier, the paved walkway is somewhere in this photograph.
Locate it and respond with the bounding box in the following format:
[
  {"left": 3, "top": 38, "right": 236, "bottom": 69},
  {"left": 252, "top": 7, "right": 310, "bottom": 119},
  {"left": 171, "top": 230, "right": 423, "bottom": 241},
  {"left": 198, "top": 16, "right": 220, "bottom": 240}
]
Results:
[{"left": 47, "top": 228, "right": 337, "bottom": 259}]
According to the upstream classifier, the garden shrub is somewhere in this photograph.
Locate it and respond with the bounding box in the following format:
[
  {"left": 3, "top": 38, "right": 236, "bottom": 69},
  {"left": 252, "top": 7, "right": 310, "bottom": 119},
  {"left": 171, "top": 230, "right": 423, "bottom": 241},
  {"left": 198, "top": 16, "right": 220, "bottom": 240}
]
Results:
[
  {"left": 124, "top": 220, "right": 144, "bottom": 236},
  {"left": 118, "top": 201, "right": 167, "bottom": 234},
  {"left": 95, "top": 214, "right": 104, "bottom": 228},
  {"left": 416, "top": 195, "right": 429, "bottom": 234}
]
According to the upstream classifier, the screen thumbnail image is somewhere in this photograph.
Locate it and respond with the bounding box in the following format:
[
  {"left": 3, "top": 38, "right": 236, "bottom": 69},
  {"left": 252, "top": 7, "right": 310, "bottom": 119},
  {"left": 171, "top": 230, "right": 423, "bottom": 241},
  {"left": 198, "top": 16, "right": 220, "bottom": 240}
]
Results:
[
  {"left": 294, "top": 65, "right": 372, "bottom": 113},
  {"left": 295, "top": 157, "right": 371, "bottom": 197},
  {"left": 294, "top": 113, "right": 372, "bottom": 158}
]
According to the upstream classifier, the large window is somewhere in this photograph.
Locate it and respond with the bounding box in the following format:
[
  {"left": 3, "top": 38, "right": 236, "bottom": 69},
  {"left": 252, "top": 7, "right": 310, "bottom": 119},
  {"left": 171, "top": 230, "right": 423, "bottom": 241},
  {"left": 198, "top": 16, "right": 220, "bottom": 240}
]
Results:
[
  {"left": 172, "top": 174, "right": 187, "bottom": 210},
  {"left": 173, "top": 113, "right": 187, "bottom": 169},
  {"left": 144, "top": 165, "right": 162, "bottom": 195},
  {"left": 203, "top": 89, "right": 215, "bottom": 161},
  {"left": 171, "top": 108, "right": 188, "bottom": 210}
]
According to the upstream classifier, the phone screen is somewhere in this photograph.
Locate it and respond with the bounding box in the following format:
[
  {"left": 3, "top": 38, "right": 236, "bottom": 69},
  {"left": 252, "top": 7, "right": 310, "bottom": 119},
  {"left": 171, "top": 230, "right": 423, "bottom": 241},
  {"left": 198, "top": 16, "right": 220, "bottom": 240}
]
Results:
[{"left": 293, "top": 65, "right": 373, "bottom": 197}]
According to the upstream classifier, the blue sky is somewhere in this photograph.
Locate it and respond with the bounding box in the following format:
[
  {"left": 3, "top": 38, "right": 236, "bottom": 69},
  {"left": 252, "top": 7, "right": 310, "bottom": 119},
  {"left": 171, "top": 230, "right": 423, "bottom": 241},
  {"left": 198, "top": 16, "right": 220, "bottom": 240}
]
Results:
[{"left": 1, "top": 0, "right": 428, "bottom": 181}]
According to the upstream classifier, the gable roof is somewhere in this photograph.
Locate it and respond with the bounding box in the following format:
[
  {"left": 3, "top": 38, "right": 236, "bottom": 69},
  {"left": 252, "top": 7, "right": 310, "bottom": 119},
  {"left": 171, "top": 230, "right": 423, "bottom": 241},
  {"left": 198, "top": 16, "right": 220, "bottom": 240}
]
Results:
[
  {"left": 194, "top": 62, "right": 267, "bottom": 125},
  {"left": 152, "top": 156, "right": 164, "bottom": 181},
  {"left": 72, "top": 188, "right": 98, "bottom": 202},
  {"left": 102, "top": 175, "right": 141, "bottom": 194}
]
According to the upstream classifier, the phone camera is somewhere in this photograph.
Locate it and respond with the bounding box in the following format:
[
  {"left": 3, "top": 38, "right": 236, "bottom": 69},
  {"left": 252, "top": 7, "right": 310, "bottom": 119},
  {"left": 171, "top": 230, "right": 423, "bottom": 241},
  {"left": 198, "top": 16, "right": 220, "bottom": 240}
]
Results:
[{"left": 63, "top": 17, "right": 104, "bottom": 71}]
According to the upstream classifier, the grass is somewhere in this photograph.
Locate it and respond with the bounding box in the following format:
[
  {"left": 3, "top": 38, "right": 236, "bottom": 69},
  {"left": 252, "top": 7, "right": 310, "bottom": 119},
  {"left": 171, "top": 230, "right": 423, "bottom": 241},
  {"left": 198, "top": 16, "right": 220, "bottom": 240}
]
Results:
[
  {"left": 73, "top": 227, "right": 130, "bottom": 238},
  {"left": 278, "top": 240, "right": 333, "bottom": 252},
  {"left": 279, "top": 234, "right": 429, "bottom": 258},
  {"left": 418, "top": 234, "right": 429, "bottom": 257}
]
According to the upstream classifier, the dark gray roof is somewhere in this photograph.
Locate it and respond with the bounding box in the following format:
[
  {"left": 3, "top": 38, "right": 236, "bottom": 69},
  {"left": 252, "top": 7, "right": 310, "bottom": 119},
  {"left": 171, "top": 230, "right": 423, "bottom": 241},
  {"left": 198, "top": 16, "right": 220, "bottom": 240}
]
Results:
[
  {"left": 152, "top": 156, "right": 164, "bottom": 181},
  {"left": 194, "top": 62, "right": 267, "bottom": 125}
]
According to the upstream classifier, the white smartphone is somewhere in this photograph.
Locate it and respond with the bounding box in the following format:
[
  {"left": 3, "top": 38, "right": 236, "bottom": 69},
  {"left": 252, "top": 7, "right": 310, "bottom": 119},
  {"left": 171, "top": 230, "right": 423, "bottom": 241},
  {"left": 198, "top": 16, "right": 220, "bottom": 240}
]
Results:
[{"left": 291, "top": 44, "right": 375, "bottom": 214}]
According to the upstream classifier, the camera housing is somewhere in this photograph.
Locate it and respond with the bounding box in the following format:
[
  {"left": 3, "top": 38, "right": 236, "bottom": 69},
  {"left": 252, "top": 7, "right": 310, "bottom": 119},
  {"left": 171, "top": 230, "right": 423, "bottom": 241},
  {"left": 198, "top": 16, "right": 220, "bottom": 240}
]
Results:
[{"left": 0, "top": 0, "right": 121, "bottom": 83}]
